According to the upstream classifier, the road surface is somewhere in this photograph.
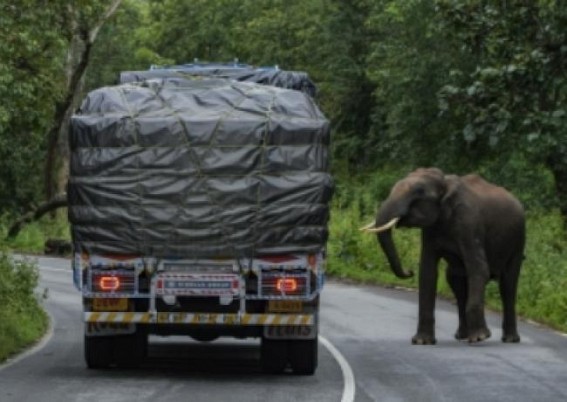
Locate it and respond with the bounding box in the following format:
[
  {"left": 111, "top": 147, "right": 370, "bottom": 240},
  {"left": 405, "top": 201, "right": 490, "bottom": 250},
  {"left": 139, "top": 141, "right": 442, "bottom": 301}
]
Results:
[{"left": 1, "top": 256, "right": 567, "bottom": 402}]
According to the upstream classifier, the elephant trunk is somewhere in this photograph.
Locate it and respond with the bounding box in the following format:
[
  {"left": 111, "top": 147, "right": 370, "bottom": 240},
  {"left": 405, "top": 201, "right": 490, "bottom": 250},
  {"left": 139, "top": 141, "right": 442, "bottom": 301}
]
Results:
[{"left": 375, "top": 200, "right": 414, "bottom": 279}]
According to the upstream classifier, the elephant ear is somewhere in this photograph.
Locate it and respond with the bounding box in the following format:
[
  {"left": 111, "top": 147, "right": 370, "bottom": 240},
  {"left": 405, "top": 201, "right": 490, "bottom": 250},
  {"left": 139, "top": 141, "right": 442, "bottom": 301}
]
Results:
[
  {"left": 440, "top": 175, "right": 462, "bottom": 219},
  {"left": 418, "top": 167, "right": 447, "bottom": 199}
]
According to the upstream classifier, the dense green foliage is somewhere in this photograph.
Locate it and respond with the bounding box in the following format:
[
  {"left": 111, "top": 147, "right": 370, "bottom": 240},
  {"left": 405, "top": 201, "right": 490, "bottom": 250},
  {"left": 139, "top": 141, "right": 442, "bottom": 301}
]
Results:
[
  {"left": 0, "top": 0, "right": 565, "bottom": 358},
  {"left": 2, "top": 0, "right": 565, "bottom": 214},
  {"left": 0, "top": 2, "right": 66, "bottom": 212},
  {"left": 0, "top": 252, "right": 47, "bottom": 362}
]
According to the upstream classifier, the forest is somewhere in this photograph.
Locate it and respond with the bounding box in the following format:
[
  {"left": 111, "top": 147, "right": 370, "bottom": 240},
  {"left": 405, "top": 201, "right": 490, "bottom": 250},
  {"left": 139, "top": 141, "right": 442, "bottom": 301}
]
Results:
[{"left": 0, "top": 0, "right": 565, "bottom": 358}]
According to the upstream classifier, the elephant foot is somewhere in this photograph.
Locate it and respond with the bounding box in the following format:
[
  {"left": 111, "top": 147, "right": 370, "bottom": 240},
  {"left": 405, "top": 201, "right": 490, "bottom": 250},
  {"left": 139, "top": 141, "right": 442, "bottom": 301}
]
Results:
[
  {"left": 502, "top": 333, "right": 520, "bottom": 343},
  {"left": 454, "top": 326, "right": 468, "bottom": 341},
  {"left": 468, "top": 327, "right": 491, "bottom": 343},
  {"left": 412, "top": 333, "right": 437, "bottom": 345}
]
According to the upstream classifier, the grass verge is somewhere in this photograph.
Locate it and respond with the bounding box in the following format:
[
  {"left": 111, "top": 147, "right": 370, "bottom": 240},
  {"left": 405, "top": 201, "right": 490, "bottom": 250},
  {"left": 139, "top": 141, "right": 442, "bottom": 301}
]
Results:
[{"left": 0, "top": 252, "right": 48, "bottom": 363}]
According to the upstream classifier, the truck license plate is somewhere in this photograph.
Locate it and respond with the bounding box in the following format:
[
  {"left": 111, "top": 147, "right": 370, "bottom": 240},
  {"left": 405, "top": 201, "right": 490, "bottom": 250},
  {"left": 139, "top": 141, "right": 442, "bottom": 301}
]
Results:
[
  {"left": 92, "top": 298, "right": 128, "bottom": 311},
  {"left": 268, "top": 300, "right": 303, "bottom": 313},
  {"left": 86, "top": 322, "right": 135, "bottom": 336},
  {"left": 264, "top": 325, "right": 316, "bottom": 340}
]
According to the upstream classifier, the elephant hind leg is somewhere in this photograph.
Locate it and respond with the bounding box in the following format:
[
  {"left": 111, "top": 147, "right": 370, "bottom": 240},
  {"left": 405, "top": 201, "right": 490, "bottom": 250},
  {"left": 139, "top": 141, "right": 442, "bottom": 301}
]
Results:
[
  {"left": 446, "top": 265, "right": 468, "bottom": 340},
  {"left": 499, "top": 254, "right": 522, "bottom": 343}
]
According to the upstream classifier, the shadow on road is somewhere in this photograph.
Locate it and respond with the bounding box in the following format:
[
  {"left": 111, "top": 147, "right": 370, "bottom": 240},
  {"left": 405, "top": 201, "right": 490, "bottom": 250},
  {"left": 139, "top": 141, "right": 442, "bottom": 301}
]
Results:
[
  {"left": 75, "top": 338, "right": 309, "bottom": 380},
  {"left": 144, "top": 340, "right": 262, "bottom": 375}
]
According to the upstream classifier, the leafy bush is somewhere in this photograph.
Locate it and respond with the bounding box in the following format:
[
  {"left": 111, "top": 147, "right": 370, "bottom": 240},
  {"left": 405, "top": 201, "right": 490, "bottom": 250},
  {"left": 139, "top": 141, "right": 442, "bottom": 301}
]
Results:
[
  {"left": 0, "top": 213, "right": 70, "bottom": 253},
  {"left": 0, "top": 251, "right": 47, "bottom": 362}
]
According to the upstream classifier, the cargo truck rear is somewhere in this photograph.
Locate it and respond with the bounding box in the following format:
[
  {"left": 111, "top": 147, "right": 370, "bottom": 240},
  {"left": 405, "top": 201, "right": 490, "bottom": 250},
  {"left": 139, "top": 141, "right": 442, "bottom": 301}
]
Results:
[{"left": 69, "top": 66, "right": 332, "bottom": 375}]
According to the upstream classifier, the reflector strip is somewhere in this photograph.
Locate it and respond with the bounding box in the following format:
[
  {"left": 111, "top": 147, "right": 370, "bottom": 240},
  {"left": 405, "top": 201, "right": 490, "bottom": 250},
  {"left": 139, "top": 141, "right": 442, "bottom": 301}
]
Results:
[
  {"left": 84, "top": 312, "right": 314, "bottom": 326},
  {"left": 85, "top": 312, "right": 151, "bottom": 323}
]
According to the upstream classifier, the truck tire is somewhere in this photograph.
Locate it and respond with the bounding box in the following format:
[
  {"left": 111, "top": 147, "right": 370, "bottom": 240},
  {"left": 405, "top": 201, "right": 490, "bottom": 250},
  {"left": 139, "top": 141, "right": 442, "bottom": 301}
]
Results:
[
  {"left": 289, "top": 338, "right": 318, "bottom": 375},
  {"left": 114, "top": 331, "right": 148, "bottom": 368},
  {"left": 261, "top": 338, "right": 288, "bottom": 374},
  {"left": 84, "top": 335, "right": 112, "bottom": 369}
]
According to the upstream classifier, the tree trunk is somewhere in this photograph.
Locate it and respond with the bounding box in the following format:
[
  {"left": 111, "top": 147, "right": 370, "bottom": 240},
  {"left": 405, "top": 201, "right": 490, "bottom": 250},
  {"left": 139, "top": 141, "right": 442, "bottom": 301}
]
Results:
[{"left": 44, "top": 0, "right": 123, "bottom": 201}]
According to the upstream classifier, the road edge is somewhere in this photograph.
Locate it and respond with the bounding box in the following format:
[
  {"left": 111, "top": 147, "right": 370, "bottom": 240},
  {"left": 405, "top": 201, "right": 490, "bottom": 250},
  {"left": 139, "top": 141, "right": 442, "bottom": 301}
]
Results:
[{"left": 0, "top": 309, "right": 55, "bottom": 372}]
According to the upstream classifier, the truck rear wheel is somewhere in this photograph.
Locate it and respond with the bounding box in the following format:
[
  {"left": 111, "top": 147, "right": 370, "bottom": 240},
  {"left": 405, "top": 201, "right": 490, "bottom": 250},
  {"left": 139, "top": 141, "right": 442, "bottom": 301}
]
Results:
[
  {"left": 84, "top": 335, "right": 112, "bottom": 369},
  {"left": 289, "top": 338, "right": 318, "bottom": 375},
  {"left": 261, "top": 338, "right": 288, "bottom": 374},
  {"left": 84, "top": 327, "right": 147, "bottom": 369},
  {"left": 114, "top": 331, "right": 148, "bottom": 368}
]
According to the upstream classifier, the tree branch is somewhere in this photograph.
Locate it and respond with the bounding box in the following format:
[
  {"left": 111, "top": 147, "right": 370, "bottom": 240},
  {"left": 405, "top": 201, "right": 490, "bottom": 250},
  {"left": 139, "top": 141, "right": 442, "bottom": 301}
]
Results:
[
  {"left": 7, "top": 193, "right": 68, "bottom": 239},
  {"left": 89, "top": 0, "right": 123, "bottom": 44}
]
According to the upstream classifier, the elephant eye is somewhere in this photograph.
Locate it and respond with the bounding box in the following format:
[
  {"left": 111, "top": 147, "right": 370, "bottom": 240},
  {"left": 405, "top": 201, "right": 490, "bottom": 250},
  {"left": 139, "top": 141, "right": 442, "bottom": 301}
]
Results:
[{"left": 414, "top": 186, "right": 425, "bottom": 196}]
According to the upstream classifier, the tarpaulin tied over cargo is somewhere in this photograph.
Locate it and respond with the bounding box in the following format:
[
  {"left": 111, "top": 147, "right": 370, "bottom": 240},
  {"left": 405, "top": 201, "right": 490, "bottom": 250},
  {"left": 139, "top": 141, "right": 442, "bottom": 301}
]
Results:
[
  {"left": 119, "top": 67, "right": 317, "bottom": 97},
  {"left": 68, "top": 77, "right": 333, "bottom": 258}
]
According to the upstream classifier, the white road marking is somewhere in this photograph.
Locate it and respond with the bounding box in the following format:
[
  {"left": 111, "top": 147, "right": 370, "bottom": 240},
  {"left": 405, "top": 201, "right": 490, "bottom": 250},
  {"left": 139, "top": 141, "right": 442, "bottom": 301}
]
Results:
[
  {"left": 320, "top": 335, "right": 356, "bottom": 402},
  {"left": 38, "top": 266, "right": 69, "bottom": 273}
]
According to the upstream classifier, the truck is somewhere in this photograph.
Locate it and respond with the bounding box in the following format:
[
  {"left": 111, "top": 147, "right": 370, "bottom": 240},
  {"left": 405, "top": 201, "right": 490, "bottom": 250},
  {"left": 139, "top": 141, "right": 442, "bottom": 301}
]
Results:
[{"left": 68, "top": 63, "right": 333, "bottom": 375}]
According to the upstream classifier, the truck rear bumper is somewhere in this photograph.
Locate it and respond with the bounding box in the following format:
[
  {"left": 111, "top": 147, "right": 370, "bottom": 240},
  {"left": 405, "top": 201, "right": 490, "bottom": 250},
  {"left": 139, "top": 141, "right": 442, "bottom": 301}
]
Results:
[{"left": 84, "top": 312, "right": 314, "bottom": 326}]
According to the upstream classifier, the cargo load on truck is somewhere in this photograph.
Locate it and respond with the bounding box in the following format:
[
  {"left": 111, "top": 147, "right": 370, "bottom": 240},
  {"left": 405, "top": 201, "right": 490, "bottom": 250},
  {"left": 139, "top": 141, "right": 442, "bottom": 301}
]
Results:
[
  {"left": 119, "top": 62, "right": 317, "bottom": 97},
  {"left": 69, "top": 66, "right": 332, "bottom": 375}
]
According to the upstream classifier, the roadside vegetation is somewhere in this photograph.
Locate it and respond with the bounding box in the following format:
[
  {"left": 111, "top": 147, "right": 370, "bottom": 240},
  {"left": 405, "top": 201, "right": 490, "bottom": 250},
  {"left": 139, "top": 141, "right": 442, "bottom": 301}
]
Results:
[
  {"left": 0, "top": 214, "right": 70, "bottom": 254},
  {"left": 0, "top": 215, "right": 65, "bottom": 362},
  {"left": 0, "top": 252, "right": 48, "bottom": 362}
]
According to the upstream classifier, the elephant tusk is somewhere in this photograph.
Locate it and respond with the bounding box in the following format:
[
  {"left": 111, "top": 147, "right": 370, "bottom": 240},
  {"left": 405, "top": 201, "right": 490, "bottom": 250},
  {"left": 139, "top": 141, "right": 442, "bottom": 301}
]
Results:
[
  {"left": 358, "top": 221, "right": 377, "bottom": 231},
  {"left": 364, "top": 217, "right": 400, "bottom": 233}
]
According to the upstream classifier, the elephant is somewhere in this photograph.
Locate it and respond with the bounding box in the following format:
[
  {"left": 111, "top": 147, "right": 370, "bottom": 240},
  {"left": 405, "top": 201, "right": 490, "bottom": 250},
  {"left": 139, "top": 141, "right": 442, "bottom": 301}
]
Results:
[{"left": 361, "top": 168, "right": 525, "bottom": 345}]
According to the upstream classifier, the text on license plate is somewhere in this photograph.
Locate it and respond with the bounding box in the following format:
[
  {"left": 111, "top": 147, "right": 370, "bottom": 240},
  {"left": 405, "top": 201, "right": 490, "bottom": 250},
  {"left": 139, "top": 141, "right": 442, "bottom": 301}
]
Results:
[
  {"left": 165, "top": 280, "right": 232, "bottom": 289},
  {"left": 268, "top": 300, "right": 303, "bottom": 313},
  {"left": 264, "top": 325, "right": 316, "bottom": 339},
  {"left": 92, "top": 298, "right": 128, "bottom": 311}
]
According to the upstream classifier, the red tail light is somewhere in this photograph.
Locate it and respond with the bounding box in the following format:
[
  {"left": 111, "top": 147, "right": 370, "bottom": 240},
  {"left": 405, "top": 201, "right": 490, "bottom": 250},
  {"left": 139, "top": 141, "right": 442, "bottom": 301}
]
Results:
[
  {"left": 276, "top": 278, "right": 298, "bottom": 292},
  {"left": 99, "top": 276, "right": 120, "bottom": 291},
  {"left": 261, "top": 274, "right": 307, "bottom": 296},
  {"left": 91, "top": 270, "right": 135, "bottom": 293}
]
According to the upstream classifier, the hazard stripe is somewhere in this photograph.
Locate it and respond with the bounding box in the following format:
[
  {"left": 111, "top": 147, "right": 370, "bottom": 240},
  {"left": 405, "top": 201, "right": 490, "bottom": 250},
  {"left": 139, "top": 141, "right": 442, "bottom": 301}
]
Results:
[
  {"left": 241, "top": 314, "right": 252, "bottom": 325},
  {"left": 124, "top": 312, "right": 134, "bottom": 323},
  {"left": 272, "top": 315, "right": 282, "bottom": 326},
  {"left": 84, "top": 312, "right": 314, "bottom": 325},
  {"left": 257, "top": 314, "right": 268, "bottom": 325}
]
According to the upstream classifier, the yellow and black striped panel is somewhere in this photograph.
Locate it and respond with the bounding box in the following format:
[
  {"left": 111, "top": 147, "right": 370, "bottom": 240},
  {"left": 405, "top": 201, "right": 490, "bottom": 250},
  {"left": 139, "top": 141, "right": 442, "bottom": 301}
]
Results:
[{"left": 84, "top": 312, "right": 314, "bottom": 326}]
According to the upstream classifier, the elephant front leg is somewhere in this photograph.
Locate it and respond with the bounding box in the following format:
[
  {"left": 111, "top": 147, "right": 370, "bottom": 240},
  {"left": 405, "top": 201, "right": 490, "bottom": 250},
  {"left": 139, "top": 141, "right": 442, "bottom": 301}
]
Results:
[
  {"left": 465, "top": 271, "right": 491, "bottom": 343},
  {"left": 413, "top": 246, "right": 439, "bottom": 345},
  {"left": 459, "top": 240, "right": 492, "bottom": 343},
  {"left": 446, "top": 267, "right": 468, "bottom": 340}
]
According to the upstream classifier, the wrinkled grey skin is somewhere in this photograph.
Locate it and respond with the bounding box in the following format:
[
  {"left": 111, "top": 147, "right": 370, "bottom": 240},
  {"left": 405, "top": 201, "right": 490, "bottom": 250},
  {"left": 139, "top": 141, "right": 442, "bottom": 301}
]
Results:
[{"left": 375, "top": 168, "right": 525, "bottom": 344}]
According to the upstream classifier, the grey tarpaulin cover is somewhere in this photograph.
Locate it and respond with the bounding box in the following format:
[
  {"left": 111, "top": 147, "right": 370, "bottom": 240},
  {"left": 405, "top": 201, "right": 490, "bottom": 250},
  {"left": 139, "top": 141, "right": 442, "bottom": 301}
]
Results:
[
  {"left": 119, "top": 67, "right": 317, "bottom": 97},
  {"left": 68, "top": 77, "right": 333, "bottom": 258}
]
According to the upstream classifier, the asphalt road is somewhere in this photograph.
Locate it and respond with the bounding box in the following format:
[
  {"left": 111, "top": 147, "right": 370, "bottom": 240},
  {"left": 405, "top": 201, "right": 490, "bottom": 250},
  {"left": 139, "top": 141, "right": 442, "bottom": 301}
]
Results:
[{"left": 1, "top": 256, "right": 567, "bottom": 402}]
